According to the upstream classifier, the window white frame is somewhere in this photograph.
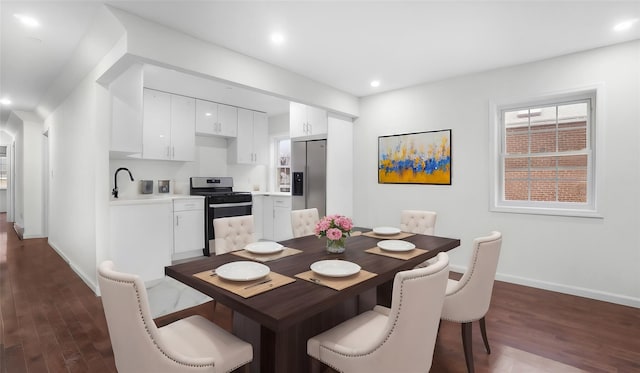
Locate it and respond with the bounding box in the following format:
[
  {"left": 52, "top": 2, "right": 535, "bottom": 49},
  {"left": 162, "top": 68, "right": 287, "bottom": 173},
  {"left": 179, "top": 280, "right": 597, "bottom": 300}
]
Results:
[{"left": 489, "top": 86, "right": 604, "bottom": 218}]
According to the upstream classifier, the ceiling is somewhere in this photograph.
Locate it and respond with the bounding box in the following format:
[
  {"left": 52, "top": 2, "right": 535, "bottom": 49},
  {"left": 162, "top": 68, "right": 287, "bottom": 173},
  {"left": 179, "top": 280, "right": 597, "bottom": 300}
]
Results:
[{"left": 1, "top": 1, "right": 639, "bottom": 126}]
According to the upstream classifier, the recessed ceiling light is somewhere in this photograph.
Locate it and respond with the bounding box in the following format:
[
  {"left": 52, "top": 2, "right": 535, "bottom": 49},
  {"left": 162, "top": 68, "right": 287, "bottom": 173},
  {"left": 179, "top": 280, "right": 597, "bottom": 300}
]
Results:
[
  {"left": 13, "top": 14, "right": 40, "bottom": 28},
  {"left": 205, "top": 112, "right": 212, "bottom": 117},
  {"left": 370, "top": 80, "right": 381, "bottom": 88},
  {"left": 0, "top": 98, "right": 12, "bottom": 105},
  {"left": 613, "top": 19, "right": 638, "bottom": 32},
  {"left": 270, "top": 32, "right": 285, "bottom": 45}
]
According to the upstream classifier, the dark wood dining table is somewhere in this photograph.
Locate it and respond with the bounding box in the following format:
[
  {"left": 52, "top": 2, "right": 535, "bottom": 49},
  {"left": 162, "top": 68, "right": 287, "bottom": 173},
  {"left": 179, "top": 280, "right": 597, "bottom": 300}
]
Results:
[{"left": 165, "top": 230, "right": 460, "bottom": 373}]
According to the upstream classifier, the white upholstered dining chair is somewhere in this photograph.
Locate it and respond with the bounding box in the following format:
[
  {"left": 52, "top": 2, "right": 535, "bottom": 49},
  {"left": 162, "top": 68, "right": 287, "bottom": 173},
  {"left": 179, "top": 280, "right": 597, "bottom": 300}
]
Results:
[
  {"left": 307, "top": 252, "right": 450, "bottom": 373},
  {"left": 400, "top": 209, "right": 437, "bottom": 235},
  {"left": 290, "top": 208, "right": 320, "bottom": 238},
  {"left": 401, "top": 210, "right": 438, "bottom": 268},
  {"left": 97, "top": 261, "right": 253, "bottom": 373},
  {"left": 441, "top": 231, "right": 502, "bottom": 373},
  {"left": 213, "top": 215, "right": 256, "bottom": 255}
]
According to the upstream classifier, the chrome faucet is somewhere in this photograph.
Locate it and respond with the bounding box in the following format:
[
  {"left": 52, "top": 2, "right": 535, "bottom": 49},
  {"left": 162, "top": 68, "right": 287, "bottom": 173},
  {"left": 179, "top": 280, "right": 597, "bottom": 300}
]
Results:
[{"left": 112, "top": 167, "right": 134, "bottom": 198}]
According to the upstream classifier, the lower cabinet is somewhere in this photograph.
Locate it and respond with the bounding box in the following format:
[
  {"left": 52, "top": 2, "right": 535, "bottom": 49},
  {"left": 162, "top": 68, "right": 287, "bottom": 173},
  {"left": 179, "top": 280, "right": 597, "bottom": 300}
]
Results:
[
  {"left": 173, "top": 197, "right": 205, "bottom": 259},
  {"left": 110, "top": 200, "right": 173, "bottom": 283},
  {"left": 259, "top": 195, "right": 292, "bottom": 241}
]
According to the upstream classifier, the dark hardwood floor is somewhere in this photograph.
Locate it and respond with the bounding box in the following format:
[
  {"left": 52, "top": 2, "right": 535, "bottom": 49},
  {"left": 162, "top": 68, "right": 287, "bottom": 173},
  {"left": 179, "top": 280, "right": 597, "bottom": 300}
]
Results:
[{"left": 1, "top": 213, "right": 638, "bottom": 372}]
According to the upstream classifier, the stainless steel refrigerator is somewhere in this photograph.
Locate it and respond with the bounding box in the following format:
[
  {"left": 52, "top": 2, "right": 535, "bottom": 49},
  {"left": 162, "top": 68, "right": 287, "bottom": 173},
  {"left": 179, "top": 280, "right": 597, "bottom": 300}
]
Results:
[{"left": 292, "top": 139, "right": 326, "bottom": 217}]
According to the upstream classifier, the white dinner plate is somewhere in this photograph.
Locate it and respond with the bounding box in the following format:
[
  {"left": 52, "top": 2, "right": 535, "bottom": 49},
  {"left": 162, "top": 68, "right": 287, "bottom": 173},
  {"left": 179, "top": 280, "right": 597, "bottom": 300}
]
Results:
[
  {"left": 215, "top": 261, "right": 270, "bottom": 282},
  {"left": 244, "top": 241, "right": 284, "bottom": 254},
  {"left": 377, "top": 240, "right": 416, "bottom": 252},
  {"left": 373, "top": 226, "right": 402, "bottom": 235},
  {"left": 310, "top": 260, "right": 361, "bottom": 278}
]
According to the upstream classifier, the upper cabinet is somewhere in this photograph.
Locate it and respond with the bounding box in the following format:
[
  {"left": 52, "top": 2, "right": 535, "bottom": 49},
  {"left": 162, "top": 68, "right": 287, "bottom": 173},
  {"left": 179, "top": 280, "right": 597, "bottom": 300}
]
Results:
[
  {"left": 110, "top": 64, "right": 144, "bottom": 158},
  {"left": 195, "top": 99, "right": 238, "bottom": 137},
  {"left": 142, "top": 89, "right": 196, "bottom": 161},
  {"left": 290, "top": 102, "right": 328, "bottom": 140},
  {"left": 228, "top": 108, "right": 268, "bottom": 165}
]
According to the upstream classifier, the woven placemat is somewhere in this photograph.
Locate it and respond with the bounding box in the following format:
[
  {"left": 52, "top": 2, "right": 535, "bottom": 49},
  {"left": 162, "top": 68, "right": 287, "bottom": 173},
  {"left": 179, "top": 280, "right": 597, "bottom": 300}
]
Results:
[
  {"left": 193, "top": 270, "right": 295, "bottom": 298},
  {"left": 364, "top": 246, "right": 428, "bottom": 260},
  {"left": 295, "top": 270, "right": 377, "bottom": 291},
  {"left": 362, "top": 231, "right": 415, "bottom": 240},
  {"left": 231, "top": 247, "right": 302, "bottom": 262}
]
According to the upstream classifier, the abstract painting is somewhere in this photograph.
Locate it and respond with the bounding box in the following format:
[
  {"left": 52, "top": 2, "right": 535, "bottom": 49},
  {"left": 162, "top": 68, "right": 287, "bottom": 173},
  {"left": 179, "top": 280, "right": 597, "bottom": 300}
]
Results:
[{"left": 378, "top": 129, "right": 452, "bottom": 185}]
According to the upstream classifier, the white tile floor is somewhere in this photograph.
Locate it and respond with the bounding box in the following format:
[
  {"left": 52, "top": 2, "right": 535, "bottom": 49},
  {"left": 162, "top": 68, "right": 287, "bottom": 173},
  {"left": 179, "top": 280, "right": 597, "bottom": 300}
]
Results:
[{"left": 146, "top": 276, "right": 212, "bottom": 318}]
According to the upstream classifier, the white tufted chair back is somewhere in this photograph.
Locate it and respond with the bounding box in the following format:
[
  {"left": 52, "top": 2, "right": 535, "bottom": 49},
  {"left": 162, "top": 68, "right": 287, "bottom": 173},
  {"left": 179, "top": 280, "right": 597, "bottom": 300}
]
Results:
[
  {"left": 441, "top": 231, "right": 502, "bottom": 322},
  {"left": 400, "top": 210, "right": 437, "bottom": 235},
  {"left": 213, "top": 215, "right": 256, "bottom": 255},
  {"left": 307, "top": 252, "right": 449, "bottom": 372},
  {"left": 97, "top": 261, "right": 253, "bottom": 372},
  {"left": 290, "top": 208, "right": 320, "bottom": 238}
]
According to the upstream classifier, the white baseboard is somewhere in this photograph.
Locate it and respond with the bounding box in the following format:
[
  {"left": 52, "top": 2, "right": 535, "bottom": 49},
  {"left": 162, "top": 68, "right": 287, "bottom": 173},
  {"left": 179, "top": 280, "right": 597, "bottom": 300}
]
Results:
[
  {"left": 449, "top": 264, "right": 640, "bottom": 309},
  {"left": 48, "top": 240, "right": 99, "bottom": 294}
]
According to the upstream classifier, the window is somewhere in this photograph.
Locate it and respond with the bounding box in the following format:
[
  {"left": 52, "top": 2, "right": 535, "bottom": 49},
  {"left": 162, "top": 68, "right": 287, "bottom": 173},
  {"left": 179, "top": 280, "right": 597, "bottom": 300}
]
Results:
[
  {"left": 490, "top": 89, "right": 601, "bottom": 217},
  {"left": 0, "top": 146, "right": 6, "bottom": 189}
]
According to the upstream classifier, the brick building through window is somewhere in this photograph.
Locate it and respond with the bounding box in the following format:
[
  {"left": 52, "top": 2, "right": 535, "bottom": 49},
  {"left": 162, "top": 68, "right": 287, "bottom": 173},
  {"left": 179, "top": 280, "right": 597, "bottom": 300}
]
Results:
[{"left": 502, "top": 102, "right": 589, "bottom": 204}]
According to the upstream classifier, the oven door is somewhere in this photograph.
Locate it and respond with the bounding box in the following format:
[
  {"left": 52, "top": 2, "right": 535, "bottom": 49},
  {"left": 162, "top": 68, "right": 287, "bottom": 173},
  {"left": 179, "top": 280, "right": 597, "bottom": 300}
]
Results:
[{"left": 206, "top": 202, "right": 253, "bottom": 255}]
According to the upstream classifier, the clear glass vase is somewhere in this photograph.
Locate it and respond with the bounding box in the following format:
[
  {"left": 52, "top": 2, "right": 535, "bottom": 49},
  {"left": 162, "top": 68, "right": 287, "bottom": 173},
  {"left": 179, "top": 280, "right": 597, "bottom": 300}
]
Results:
[{"left": 326, "top": 237, "right": 346, "bottom": 254}]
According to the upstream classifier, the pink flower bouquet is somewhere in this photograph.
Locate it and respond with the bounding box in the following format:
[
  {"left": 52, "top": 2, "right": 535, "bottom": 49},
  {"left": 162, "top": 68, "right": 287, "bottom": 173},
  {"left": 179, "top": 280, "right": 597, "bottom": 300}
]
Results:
[{"left": 315, "top": 215, "right": 353, "bottom": 253}]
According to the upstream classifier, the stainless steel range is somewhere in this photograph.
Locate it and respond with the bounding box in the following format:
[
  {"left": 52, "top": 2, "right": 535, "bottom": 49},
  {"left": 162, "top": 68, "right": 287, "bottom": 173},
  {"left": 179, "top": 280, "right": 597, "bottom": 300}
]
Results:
[{"left": 190, "top": 177, "right": 252, "bottom": 256}]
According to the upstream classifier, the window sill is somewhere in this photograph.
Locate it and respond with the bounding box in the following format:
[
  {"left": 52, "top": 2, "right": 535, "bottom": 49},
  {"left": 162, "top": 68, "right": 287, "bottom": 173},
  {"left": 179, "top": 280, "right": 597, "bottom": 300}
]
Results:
[{"left": 490, "top": 205, "right": 603, "bottom": 219}]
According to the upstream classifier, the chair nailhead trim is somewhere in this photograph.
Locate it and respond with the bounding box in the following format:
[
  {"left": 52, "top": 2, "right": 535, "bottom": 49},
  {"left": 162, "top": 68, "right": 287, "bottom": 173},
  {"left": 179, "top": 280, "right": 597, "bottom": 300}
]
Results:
[
  {"left": 318, "top": 268, "right": 443, "bottom": 363},
  {"left": 100, "top": 274, "right": 217, "bottom": 369}
]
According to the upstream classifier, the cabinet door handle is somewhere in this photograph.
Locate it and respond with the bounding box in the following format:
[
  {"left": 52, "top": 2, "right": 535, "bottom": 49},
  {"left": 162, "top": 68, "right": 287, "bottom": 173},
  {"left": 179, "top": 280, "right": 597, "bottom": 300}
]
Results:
[
  {"left": 166, "top": 146, "right": 171, "bottom": 157},
  {"left": 176, "top": 215, "right": 180, "bottom": 226},
  {"left": 308, "top": 122, "right": 312, "bottom": 134},
  {"left": 172, "top": 146, "right": 175, "bottom": 158}
]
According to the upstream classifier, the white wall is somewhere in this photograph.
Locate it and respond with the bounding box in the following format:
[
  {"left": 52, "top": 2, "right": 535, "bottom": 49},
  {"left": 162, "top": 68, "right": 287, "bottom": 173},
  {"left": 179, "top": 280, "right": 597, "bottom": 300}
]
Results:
[
  {"left": 0, "top": 130, "right": 13, "bottom": 213},
  {"left": 327, "top": 115, "right": 353, "bottom": 217},
  {"left": 5, "top": 112, "right": 45, "bottom": 238},
  {"left": 354, "top": 41, "right": 640, "bottom": 307},
  {"left": 47, "top": 73, "right": 101, "bottom": 288}
]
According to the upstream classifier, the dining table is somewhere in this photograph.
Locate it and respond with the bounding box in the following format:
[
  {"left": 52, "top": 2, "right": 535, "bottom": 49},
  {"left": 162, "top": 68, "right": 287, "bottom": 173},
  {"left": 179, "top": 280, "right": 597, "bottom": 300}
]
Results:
[{"left": 165, "top": 229, "right": 460, "bottom": 373}]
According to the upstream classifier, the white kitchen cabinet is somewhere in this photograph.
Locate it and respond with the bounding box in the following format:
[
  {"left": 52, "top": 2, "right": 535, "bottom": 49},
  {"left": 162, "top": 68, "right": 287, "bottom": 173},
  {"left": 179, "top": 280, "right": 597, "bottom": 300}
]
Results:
[
  {"left": 261, "top": 195, "right": 292, "bottom": 241},
  {"left": 252, "top": 195, "right": 264, "bottom": 240},
  {"left": 110, "top": 63, "right": 143, "bottom": 158},
  {"left": 142, "top": 88, "right": 196, "bottom": 161},
  {"left": 195, "top": 99, "right": 237, "bottom": 137},
  {"left": 290, "top": 102, "right": 328, "bottom": 140},
  {"left": 110, "top": 200, "right": 173, "bottom": 283},
  {"left": 228, "top": 108, "right": 268, "bottom": 165},
  {"left": 173, "top": 197, "right": 204, "bottom": 258}
]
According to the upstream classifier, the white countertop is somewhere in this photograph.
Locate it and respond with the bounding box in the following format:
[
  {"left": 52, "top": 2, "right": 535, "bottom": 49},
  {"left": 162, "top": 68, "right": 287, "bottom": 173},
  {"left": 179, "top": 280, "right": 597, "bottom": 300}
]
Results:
[
  {"left": 252, "top": 191, "right": 291, "bottom": 197},
  {"left": 110, "top": 194, "right": 204, "bottom": 206}
]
